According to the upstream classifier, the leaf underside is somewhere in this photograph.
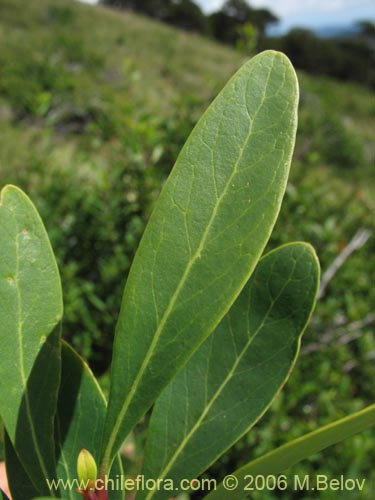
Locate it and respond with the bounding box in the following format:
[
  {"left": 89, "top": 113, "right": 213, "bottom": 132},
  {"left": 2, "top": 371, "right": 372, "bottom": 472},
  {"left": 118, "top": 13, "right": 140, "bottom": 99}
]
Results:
[
  {"left": 101, "top": 50, "right": 299, "bottom": 471},
  {"left": 0, "top": 185, "right": 63, "bottom": 495},
  {"left": 139, "top": 243, "right": 319, "bottom": 500}
]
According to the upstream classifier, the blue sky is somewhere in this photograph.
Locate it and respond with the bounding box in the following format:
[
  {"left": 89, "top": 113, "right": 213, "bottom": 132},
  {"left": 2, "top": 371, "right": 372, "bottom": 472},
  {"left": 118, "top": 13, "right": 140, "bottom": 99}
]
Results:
[
  {"left": 196, "top": 0, "right": 375, "bottom": 32},
  {"left": 81, "top": 0, "right": 375, "bottom": 31}
]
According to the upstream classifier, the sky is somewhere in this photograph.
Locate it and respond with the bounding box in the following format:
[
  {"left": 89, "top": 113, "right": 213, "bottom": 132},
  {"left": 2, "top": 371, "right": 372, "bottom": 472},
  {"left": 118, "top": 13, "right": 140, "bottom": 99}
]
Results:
[
  {"left": 80, "top": 0, "right": 375, "bottom": 32},
  {"left": 196, "top": 0, "right": 375, "bottom": 32}
]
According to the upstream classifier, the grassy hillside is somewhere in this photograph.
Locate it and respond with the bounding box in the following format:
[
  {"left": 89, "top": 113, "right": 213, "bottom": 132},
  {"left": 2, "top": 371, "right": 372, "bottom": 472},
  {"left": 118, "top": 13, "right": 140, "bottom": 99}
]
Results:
[{"left": 0, "top": 0, "right": 374, "bottom": 497}]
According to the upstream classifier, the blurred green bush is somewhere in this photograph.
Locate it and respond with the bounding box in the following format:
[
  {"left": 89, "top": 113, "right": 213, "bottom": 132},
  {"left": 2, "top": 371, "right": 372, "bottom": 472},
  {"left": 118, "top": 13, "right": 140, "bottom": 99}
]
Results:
[{"left": 0, "top": 0, "right": 374, "bottom": 495}]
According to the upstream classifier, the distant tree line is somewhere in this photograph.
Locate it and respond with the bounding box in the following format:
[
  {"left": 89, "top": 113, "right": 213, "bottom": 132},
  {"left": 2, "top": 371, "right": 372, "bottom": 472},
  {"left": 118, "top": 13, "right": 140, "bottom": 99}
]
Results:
[
  {"left": 101, "top": 0, "right": 375, "bottom": 88},
  {"left": 101, "top": 0, "right": 278, "bottom": 38},
  {"left": 260, "top": 23, "right": 375, "bottom": 88}
]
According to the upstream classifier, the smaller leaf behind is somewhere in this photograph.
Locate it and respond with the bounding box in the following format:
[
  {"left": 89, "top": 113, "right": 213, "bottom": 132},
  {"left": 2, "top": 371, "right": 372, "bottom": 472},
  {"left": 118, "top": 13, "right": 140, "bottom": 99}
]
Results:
[
  {"left": 5, "top": 431, "right": 39, "bottom": 500},
  {"left": 55, "top": 341, "right": 124, "bottom": 500},
  {"left": 204, "top": 404, "right": 375, "bottom": 500},
  {"left": 5, "top": 341, "right": 125, "bottom": 500},
  {"left": 139, "top": 243, "right": 319, "bottom": 500}
]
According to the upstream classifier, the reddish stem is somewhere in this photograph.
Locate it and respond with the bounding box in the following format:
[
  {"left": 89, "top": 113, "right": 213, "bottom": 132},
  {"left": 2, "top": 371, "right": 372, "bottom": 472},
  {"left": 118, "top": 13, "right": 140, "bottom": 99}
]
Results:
[{"left": 77, "top": 484, "right": 108, "bottom": 500}]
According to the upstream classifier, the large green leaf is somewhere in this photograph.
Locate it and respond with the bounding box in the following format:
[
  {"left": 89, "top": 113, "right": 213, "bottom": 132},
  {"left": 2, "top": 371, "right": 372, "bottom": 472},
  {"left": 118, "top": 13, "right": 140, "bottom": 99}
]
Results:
[
  {"left": 0, "top": 185, "right": 63, "bottom": 494},
  {"left": 101, "top": 50, "right": 299, "bottom": 471},
  {"left": 55, "top": 341, "right": 124, "bottom": 500},
  {"left": 204, "top": 404, "right": 375, "bottom": 500},
  {"left": 139, "top": 243, "right": 319, "bottom": 500}
]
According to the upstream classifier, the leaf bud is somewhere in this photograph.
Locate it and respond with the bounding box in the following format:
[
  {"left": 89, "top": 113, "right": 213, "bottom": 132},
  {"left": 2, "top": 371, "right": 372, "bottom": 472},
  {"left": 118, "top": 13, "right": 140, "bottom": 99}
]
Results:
[{"left": 77, "top": 448, "right": 98, "bottom": 487}]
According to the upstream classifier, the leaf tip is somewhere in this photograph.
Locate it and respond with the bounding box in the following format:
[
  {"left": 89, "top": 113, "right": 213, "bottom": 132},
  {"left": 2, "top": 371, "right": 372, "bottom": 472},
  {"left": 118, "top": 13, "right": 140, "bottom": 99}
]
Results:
[{"left": 0, "top": 184, "right": 20, "bottom": 205}]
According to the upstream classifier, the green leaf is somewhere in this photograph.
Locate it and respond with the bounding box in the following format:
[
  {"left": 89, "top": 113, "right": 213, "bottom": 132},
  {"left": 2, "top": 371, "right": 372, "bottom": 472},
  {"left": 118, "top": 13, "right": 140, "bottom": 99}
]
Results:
[
  {"left": 0, "top": 491, "right": 11, "bottom": 500},
  {"left": 0, "top": 185, "right": 63, "bottom": 494},
  {"left": 5, "top": 341, "right": 124, "bottom": 500},
  {"left": 4, "top": 431, "right": 39, "bottom": 500},
  {"left": 204, "top": 404, "right": 375, "bottom": 500},
  {"left": 140, "top": 243, "right": 319, "bottom": 500},
  {"left": 101, "top": 50, "right": 299, "bottom": 471},
  {"left": 55, "top": 341, "right": 124, "bottom": 500}
]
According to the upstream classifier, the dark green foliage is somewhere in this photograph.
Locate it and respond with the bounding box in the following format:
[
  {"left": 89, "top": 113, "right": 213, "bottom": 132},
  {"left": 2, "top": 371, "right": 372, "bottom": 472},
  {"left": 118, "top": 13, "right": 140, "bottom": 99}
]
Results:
[
  {"left": 102, "top": 0, "right": 169, "bottom": 18},
  {"left": 162, "top": 0, "right": 211, "bottom": 34},
  {"left": 101, "top": 0, "right": 210, "bottom": 34},
  {"left": 220, "top": 0, "right": 277, "bottom": 35},
  {"left": 101, "top": 0, "right": 277, "bottom": 41},
  {"left": 210, "top": 0, "right": 278, "bottom": 45},
  {"left": 261, "top": 27, "right": 375, "bottom": 89}
]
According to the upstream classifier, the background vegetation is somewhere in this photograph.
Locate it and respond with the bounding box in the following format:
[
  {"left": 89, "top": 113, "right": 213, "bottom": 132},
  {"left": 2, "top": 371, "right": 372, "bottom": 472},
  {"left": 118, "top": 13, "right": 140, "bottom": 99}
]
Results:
[
  {"left": 102, "top": 0, "right": 375, "bottom": 88},
  {"left": 0, "top": 0, "right": 374, "bottom": 498}
]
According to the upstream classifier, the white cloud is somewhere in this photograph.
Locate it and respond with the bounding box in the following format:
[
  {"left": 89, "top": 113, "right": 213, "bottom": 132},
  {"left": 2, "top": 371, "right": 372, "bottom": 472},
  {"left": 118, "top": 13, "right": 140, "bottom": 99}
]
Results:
[
  {"left": 197, "top": 0, "right": 375, "bottom": 17},
  {"left": 250, "top": 0, "right": 374, "bottom": 16},
  {"left": 198, "top": 0, "right": 223, "bottom": 11}
]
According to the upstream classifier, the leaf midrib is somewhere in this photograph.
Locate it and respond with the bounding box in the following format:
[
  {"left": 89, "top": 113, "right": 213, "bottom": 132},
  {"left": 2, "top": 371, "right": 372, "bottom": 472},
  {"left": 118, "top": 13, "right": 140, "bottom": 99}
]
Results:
[
  {"left": 13, "top": 208, "right": 57, "bottom": 498},
  {"left": 102, "top": 56, "right": 278, "bottom": 470}
]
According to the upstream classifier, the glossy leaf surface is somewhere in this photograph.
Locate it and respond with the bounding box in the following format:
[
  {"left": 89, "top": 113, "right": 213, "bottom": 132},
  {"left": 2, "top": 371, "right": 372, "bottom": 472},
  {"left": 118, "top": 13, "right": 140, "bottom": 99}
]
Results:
[
  {"left": 101, "top": 50, "right": 299, "bottom": 470},
  {"left": 140, "top": 243, "right": 319, "bottom": 500},
  {"left": 0, "top": 185, "right": 63, "bottom": 494},
  {"left": 204, "top": 404, "right": 375, "bottom": 500}
]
